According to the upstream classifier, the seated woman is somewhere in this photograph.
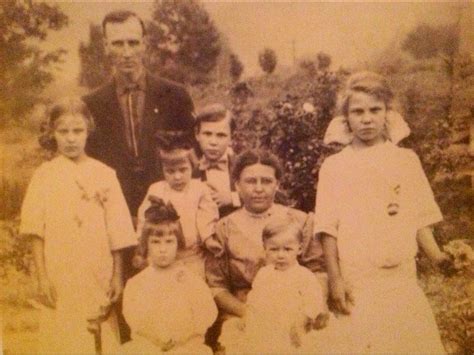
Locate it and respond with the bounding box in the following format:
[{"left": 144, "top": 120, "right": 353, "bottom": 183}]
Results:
[{"left": 205, "top": 149, "right": 326, "bottom": 351}]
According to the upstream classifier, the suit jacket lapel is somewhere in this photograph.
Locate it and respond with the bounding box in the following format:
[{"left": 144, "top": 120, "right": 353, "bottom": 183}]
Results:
[{"left": 103, "top": 80, "right": 132, "bottom": 159}]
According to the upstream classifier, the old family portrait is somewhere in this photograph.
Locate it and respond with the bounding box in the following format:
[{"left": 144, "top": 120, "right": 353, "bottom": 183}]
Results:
[{"left": 1, "top": 1, "right": 473, "bottom": 354}]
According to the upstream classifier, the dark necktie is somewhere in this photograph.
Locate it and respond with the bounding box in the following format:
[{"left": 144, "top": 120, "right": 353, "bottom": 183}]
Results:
[{"left": 126, "top": 85, "right": 139, "bottom": 157}]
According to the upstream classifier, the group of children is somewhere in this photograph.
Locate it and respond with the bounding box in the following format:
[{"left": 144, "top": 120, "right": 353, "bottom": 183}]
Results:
[{"left": 20, "top": 71, "right": 450, "bottom": 354}]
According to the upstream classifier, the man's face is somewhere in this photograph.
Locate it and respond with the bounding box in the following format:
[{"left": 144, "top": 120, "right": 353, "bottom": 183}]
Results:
[{"left": 104, "top": 17, "right": 146, "bottom": 77}]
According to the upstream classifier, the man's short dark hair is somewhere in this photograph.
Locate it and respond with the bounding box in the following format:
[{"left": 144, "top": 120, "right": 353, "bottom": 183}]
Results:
[{"left": 102, "top": 10, "right": 146, "bottom": 37}]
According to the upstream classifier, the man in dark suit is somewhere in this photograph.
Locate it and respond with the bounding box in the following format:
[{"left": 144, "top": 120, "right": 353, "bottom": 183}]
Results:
[
  {"left": 83, "top": 10, "right": 195, "bottom": 218},
  {"left": 82, "top": 10, "right": 195, "bottom": 343}
]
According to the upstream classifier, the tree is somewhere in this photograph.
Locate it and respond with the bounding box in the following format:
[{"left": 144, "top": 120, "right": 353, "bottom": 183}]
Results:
[
  {"left": 258, "top": 48, "right": 277, "bottom": 74},
  {"left": 316, "top": 52, "right": 331, "bottom": 71},
  {"left": 229, "top": 53, "right": 244, "bottom": 82},
  {"left": 0, "top": 1, "right": 68, "bottom": 122},
  {"left": 78, "top": 24, "right": 112, "bottom": 89},
  {"left": 147, "top": 0, "right": 221, "bottom": 83},
  {"left": 402, "top": 23, "right": 459, "bottom": 75}
]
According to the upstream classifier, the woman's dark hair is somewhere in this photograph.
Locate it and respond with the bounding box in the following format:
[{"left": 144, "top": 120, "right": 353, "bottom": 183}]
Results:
[
  {"left": 232, "top": 148, "right": 283, "bottom": 183},
  {"left": 39, "top": 97, "right": 94, "bottom": 152}
]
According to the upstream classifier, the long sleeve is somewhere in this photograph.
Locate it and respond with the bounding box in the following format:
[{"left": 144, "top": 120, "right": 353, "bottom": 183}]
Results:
[
  {"left": 196, "top": 184, "right": 219, "bottom": 243},
  {"left": 105, "top": 171, "right": 137, "bottom": 250},
  {"left": 299, "top": 212, "right": 325, "bottom": 272},
  {"left": 204, "top": 219, "right": 231, "bottom": 296}
]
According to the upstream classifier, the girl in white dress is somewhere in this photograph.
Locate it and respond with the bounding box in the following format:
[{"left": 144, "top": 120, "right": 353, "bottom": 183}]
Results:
[
  {"left": 123, "top": 198, "right": 217, "bottom": 354},
  {"left": 223, "top": 217, "right": 327, "bottom": 354},
  {"left": 314, "top": 71, "right": 450, "bottom": 353},
  {"left": 136, "top": 135, "right": 218, "bottom": 277},
  {"left": 20, "top": 97, "right": 136, "bottom": 353}
]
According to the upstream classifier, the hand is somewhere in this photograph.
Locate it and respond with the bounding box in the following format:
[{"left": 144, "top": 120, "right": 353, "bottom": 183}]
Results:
[
  {"left": 207, "top": 182, "right": 232, "bottom": 208},
  {"left": 37, "top": 276, "right": 57, "bottom": 309},
  {"left": 108, "top": 273, "right": 123, "bottom": 304},
  {"left": 313, "top": 312, "right": 330, "bottom": 330},
  {"left": 328, "top": 277, "right": 353, "bottom": 316}
]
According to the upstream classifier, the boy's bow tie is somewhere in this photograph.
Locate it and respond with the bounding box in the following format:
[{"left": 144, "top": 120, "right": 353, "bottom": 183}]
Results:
[{"left": 201, "top": 159, "right": 227, "bottom": 171}]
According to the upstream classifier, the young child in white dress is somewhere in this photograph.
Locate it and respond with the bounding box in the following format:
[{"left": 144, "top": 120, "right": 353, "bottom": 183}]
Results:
[
  {"left": 20, "top": 97, "right": 136, "bottom": 353},
  {"left": 222, "top": 217, "right": 327, "bottom": 354},
  {"left": 136, "top": 134, "right": 219, "bottom": 277},
  {"left": 314, "top": 71, "right": 450, "bottom": 353},
  {"left": 123, "top": 198, "right": 217, "bottom": 354}
]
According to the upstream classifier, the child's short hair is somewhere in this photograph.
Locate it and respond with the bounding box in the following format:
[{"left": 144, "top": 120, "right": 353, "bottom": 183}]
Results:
[
  {"left": 154, "top": 131, "right": 195, "bottom": 167},
  {"left": 139, "top": 196, "right": 186, "bottom": 258},
  {"left": 39, "top": 97, "right": 95, "bottom": 152},
  {"left": 262, "top": 217, "right": 303, "bottom": 245},
  {"left": 338, "top": 71, "right": 394, "bottom": 117},
  {"left": 195, "top": 103, "right": 236, "bottom": 134}
]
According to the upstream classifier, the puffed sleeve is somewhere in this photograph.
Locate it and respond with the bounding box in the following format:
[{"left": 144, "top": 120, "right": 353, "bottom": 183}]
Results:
[
  {"left": 20, "top": 166, "right": 46, "bottom": 238},
  {"left": 313, "top": 158, "right": 340, "bottom": 238},
  {"left": 105, "top": 171, "right": 137, "bottom": 250},
  {"left": 196, "top": 183, "right": 219, "bottom": 242},
  {"left": 300, "top": 270, "right": 324, "bottom": 319},
  {"left": 405, "top": 151, "right": 443, "bottom": 230},
  {"left": 187, "top": 271, "right": 218, "bottom": 335},
  {"left": 205, "top": 219, "right": 231, "bottom": 297}
]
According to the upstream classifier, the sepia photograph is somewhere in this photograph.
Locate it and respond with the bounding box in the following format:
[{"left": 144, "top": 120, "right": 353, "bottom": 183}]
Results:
[{"left": 1, "top": 1, "right": 473, "bottom": 354}]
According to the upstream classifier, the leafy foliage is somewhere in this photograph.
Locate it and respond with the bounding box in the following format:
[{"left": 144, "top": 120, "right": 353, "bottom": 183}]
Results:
[
  {"left": 147, "top": 0, "right": 221, "bottom": 84},
  {"left": 258, "top": 48, "right": 277, "bottom": 75},
  {"left": 402, "top": 23, "right": 460, "bottom": 76},
  {"left": 78, "top": 24, "right": 112, "bottom": 89},
  {"left": 0, "top": 1, "right": 68, "bottom": 123}
]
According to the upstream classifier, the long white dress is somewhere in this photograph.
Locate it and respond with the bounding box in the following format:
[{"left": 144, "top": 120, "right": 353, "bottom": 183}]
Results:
[
  {"left": 122, "top": 265, "right": 217, "bottom": 354},
  {"left": 313, "top": 142, "right": 445, "bottom": 353},
  {"left": 20, "top": 155, "right": 137, "bottom": 353},
  {"left": 222, "top": 263, "right": 324, "bottom": 354}
]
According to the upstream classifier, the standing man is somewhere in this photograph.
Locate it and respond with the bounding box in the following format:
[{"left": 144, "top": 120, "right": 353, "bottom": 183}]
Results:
[
  {"left": 82, "top": 10, "right": 195, "bottom": 343},
  {"left": 83, "top": 10, "right": 195, "bottom": 219}
]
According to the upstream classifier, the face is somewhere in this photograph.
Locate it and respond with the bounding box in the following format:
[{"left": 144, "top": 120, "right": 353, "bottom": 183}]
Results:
[
  {"left": 195, "top": 119, "right": 232, "bottom": 162},
  {"left": 264, "top": 231, "right": 301, "bottom": 271},
  {"left": 236, "top": 163, "right": 278, "bottom": 214},
  {"left": 147, "top": 227, "right": 178, "bottom": 268},
  {"left": 162, "top": 158, "right": 192, "bottom": 192},
  {"left": 54, "top": 114, "right": 88, "bottom": 162},
  {"left": 347, "top": 92, "right": 387, "bottom": 147},
  {"left": 104, "top": 17, "right": 146, "bottom": 77}
]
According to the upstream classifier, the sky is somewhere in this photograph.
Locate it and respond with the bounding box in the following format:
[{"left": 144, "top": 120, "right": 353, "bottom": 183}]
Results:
[{"left": 42, "top": 1, "right": 460, "bottom": 94}]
